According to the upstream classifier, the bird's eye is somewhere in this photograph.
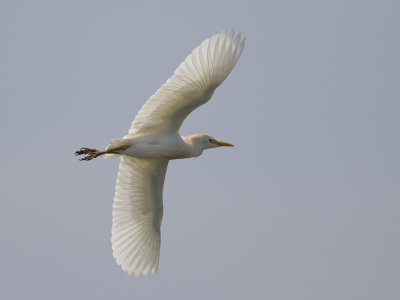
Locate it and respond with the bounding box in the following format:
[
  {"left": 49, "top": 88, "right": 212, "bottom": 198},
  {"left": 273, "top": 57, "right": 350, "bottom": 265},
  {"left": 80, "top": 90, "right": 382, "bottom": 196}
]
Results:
[{"left": 209, "top": 139, "right": 212, "bottom": 142}]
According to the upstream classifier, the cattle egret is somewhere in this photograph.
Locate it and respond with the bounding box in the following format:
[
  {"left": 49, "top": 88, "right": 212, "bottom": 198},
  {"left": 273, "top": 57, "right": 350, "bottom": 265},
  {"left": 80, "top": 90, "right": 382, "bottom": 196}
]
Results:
[{"left": 75, "top": 29, "right": 246, "bottom": 277}]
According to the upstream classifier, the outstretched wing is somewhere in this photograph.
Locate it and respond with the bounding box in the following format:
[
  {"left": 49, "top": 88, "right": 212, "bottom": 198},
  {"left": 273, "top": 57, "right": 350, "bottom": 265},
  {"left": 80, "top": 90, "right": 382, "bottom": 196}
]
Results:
[
  {"left": 128, "top": 29, "right": 246, "bottom": 135},
  {"left": 111, "top": 156, "right": 169, "bottom": 277}
]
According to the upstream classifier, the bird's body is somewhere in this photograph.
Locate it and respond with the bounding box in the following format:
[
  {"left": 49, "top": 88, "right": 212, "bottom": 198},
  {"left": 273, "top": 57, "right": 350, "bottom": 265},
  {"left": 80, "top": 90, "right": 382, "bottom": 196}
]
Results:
[
  {"left": 76, "top": 29, "right": 245, "bottom": 277},
  {"left": 105, "top": 133, "right": 205, "bottom": 160},
  {"left": 110, "top": 133, "right": 190, "bottom": 159}
]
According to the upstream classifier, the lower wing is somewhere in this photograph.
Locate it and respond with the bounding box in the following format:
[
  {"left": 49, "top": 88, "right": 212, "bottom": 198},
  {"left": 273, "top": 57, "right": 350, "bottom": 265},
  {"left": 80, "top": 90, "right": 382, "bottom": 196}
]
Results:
[{"left": 111, "top": 156, "right": 169, "bottom": 277}]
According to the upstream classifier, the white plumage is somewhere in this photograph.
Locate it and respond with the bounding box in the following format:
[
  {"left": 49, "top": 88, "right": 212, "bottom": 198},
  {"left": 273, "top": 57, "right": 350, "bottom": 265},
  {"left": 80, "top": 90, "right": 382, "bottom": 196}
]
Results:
[
  {"left": 112, "top": 157, "right": 168, "bottom": 276},
  {"left": 76, "top": 29, "right": 246, "bottom": 277},
  {"left": 129, "top": 29, "right": 245, "bottom": 135}
]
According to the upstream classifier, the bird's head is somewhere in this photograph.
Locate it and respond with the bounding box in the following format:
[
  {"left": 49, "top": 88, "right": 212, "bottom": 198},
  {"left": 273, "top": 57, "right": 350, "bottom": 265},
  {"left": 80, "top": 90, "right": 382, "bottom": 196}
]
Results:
[{"left": 189, "top": 133, "right": 234, "bottom": 151}]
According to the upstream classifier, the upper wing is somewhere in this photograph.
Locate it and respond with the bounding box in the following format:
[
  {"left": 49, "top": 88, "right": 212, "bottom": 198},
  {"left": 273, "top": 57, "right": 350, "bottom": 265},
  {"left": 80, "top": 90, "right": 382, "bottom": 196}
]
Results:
[
  {"left": 128, "top": 29, "right": 246, "bottom": 135},
  {"left": 111, "top": 156, "right": 169, "bottom": 277}
]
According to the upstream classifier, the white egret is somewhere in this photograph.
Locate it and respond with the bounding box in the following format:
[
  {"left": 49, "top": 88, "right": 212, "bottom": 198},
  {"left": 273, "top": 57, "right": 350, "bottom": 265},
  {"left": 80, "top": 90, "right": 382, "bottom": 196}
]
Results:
[{"left": 75, "top": 29, "right": 246, "bottom": 277}]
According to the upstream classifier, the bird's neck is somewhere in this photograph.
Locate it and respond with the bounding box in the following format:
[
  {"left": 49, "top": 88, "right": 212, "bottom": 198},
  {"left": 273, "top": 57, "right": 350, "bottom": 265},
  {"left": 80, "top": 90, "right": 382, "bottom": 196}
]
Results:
[{"left": 183, "top": 134, "right": 204, "bottom": 157}]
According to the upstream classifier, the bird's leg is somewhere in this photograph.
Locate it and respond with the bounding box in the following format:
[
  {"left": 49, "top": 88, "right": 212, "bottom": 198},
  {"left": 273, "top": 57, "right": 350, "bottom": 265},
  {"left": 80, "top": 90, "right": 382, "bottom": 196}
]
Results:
[
  {"left": 75, "top": 144, "right": 129, "bottom": 161},
  {"left": 75, "top": 147, "right": 108, "bottom": 161}
]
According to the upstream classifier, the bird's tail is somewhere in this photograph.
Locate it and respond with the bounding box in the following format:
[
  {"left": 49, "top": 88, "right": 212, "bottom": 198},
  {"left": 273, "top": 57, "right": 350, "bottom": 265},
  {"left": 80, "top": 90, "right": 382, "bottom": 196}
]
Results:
[
  {"left": 104, "top": 138, "right": 129, "bottom": 158},
  {"left": 103, "top": 153, "right": 119, "bottom": 158}
]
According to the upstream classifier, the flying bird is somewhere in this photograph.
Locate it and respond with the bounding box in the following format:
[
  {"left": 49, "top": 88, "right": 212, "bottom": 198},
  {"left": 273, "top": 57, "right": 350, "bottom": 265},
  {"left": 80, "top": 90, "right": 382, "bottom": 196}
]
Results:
[{"left": 75, "top": 29, "right": 246, "bottom": 277}]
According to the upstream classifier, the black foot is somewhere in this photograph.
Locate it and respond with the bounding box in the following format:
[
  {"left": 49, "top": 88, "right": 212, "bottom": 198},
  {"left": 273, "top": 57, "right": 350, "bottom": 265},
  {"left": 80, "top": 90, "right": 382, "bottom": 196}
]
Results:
[{"left": 75, "top": 147, "right": 102, "bottom": 161}]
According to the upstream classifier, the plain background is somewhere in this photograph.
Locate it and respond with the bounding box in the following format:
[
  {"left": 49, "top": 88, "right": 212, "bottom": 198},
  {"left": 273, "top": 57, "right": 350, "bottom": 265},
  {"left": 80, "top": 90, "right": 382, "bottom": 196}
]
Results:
[{"left": 1, "top": 1, "right": 399, "bottom": 299}]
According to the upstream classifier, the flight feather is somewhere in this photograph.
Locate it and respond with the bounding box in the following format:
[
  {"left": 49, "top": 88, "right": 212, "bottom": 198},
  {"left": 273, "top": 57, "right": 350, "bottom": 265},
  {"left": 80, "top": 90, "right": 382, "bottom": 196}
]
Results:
[{"left": 128, "top": 29, "right": 246, "bottom": 135}]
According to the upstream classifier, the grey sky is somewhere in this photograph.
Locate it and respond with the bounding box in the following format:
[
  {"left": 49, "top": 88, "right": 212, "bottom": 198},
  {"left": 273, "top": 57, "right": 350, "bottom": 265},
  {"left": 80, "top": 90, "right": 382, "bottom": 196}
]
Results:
[{"left": 1, "top": 0, "right": 399, "bottom": 299}]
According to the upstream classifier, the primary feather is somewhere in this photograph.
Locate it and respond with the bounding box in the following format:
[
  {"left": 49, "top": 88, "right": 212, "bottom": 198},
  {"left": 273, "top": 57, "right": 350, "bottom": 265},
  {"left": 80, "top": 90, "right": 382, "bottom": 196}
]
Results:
[
  {"left": 128, "top": 29, "right": 246, "bottom": 135},
  {"left": 112, "top": 156, "right": 168, "bottom": 277}
]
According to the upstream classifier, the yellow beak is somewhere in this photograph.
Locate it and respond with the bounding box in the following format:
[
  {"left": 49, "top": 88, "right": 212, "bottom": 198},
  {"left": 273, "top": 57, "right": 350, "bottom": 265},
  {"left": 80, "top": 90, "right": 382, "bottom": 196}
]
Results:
[{"left": 213, "top": 140, "right": 234, "bottom": 147}]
